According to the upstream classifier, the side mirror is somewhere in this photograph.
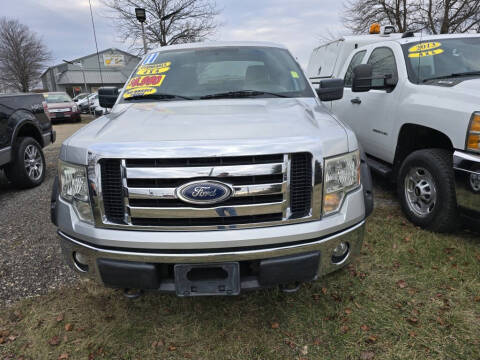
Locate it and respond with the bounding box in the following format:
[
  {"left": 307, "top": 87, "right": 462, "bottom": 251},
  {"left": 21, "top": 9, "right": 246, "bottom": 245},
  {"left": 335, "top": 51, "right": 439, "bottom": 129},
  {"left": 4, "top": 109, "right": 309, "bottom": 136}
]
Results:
[
  {"left": 316, "top": 78, "right": 344, "bottom": 101},
  {"left": 98, "top": 87, "right": 119, "bottom": 109},
  {"left": 352, "top": 64, "right": 373, "bottom": 92},
  {"left": 73, "top": 99, "right": 78, "bottom": 102}
]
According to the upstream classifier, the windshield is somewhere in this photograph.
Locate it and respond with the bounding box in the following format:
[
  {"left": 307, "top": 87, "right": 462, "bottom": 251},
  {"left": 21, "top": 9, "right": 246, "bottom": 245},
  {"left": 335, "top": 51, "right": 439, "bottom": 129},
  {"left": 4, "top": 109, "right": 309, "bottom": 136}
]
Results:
[
  {"left": 403, "top": 37, "right": 480, "bottom": 83},
  {"left": 44, "top": 93, "right": 72, "bottom": 103},
  {"left": 119, "top": 46, "right": 313, "bottom": 102}
]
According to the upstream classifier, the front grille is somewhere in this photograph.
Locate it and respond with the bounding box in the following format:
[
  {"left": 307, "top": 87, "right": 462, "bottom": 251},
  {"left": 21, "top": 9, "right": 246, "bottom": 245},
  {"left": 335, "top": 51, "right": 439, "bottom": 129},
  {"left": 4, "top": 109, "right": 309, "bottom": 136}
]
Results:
[
  {"left": 100, "top": 159, "right": 124, "bottom": 223},
  {"left": 98, "top": 153, "right": 315, "bottom": 230},
  {"left": 290, "top": 153, "right": 313, "bottom": 218}
]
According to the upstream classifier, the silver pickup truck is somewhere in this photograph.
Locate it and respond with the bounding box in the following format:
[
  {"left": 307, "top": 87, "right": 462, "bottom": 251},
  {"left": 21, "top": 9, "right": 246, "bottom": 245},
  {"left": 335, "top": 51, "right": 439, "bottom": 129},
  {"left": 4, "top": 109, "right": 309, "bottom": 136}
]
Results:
[{"left": 51, "top": 42, "right": 373, "bottom": 297}]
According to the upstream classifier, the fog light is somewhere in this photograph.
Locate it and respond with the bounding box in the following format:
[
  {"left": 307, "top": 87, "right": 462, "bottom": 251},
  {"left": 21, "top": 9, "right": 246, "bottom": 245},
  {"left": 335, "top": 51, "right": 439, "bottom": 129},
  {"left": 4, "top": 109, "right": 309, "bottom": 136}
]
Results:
[
  {"left": 73, "top": 251, "right": 89, "bottom": 272},
  {"left": 331, "top": 242, "right": 349, "bottom": 264}
]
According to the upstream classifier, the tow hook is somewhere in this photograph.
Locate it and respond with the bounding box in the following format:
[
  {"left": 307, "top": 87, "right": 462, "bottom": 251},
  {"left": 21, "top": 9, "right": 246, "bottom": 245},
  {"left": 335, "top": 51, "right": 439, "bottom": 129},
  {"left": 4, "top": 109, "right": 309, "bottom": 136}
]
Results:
[
  {"left": 280, "top": 282, "right": 302, "bottom": 293},
  {"left": 123, "top": 288, "right": 144, "bottom": 299}
]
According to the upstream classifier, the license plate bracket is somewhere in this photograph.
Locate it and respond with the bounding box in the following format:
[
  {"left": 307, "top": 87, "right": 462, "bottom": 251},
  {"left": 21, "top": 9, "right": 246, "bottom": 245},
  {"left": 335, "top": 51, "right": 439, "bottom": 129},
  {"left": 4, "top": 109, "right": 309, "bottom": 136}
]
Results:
[{"left": 174, "top": 262, "right": 240, "bottom": 297}]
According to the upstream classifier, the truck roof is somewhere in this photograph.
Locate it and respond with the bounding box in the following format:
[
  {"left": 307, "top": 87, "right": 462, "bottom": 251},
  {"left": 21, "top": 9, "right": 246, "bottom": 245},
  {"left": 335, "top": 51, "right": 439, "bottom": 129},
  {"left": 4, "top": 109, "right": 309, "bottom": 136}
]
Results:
[{"left": 148, "top": 41, "right": 287, "bottom": 55}]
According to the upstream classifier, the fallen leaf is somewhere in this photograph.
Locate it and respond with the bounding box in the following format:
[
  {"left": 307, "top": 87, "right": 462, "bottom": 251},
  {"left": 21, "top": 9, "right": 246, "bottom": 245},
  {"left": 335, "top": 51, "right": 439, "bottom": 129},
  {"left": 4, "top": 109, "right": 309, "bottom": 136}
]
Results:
[
  {"left": 56, "top": 313, "right": 64, "bottom": 323},
  {"left": 340, "top": 325, "right": 349, "bottom": 334},
  {"left": 321, "top": 287, "right": 328, "bottom": 295},
  {"left": 8, "top": 335, "right": 16, "bottom": 341},
  {"left": 168, "top": 345, "right": 177, "bottom": 351},
  {"left": 360, "top": 324, "right": 369, "bottom": 332},
  {"left": 397, "top": 280, "right": 407, "bottom": 288},
  {"left": 0, "top": 337, "right": 4, "bottom": 344},
  {"left": 436, "top": 317, "right": 445, "bottom": 325},
  {"left": 409, "top": 331, "right": 416, "bottom": 337},
  {"left": 407, "top": 317, "right": 419, "bottom": 325},
  {"left": 366, "top": 335, "right": 377, "bottom": 343},
  {"left": 354, "top": 302, "right": 362, "bottom": 309},
  {"left": 345, "top": 308, "right": 352, "bottom": 315},
  {"left": 361, "top": 352, "right": 375, "bottom": 360},
  {"left": 48, "top": 335, "right": 60, "bottom": 346},
  {"left": 58, "top": 354, "right": 69, "bottom": 360},
  {"left": 474, "top": 296, "right": 480, "bottom": 303},
  {"left": 65, "top": 323, "right": 73, "bottom": 332},
  {"left": 271, "top": 322, "right": 280, "bottom": 329},
  {"left": 313, "top": 338, "right": 322, "bottom": 345}
]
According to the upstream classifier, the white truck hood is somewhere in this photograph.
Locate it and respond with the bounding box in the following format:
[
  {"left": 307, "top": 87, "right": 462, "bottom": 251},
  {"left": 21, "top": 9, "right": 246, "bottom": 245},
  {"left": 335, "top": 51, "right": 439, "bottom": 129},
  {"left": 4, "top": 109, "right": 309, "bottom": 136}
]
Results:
[{"left": 61, "top": 98, "right": 355, "bottom": 165}]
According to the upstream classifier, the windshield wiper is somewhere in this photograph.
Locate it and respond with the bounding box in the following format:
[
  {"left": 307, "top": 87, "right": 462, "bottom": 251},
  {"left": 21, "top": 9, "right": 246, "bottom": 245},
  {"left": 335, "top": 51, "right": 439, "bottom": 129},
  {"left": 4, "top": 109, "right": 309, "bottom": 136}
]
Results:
[
  {"left": 422, "top": 71, "right": 480, "bottom": 83},
  {"left": 200, "top": 90, "right": 289, "bottom": 100},
  {"left": 123, "top": 93, "right": 193, "bottom": 101}
]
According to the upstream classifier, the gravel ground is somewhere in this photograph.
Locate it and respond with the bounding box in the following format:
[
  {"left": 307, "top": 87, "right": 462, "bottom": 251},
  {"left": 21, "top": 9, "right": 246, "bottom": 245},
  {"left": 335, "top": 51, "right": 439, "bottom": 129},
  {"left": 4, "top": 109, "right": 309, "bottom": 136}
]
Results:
[
  {"left": 0, "top": 116, "right": 94, "bottom": 306},
  {"left": 0, "top": 115, "right": 398, "bottom": 306}
]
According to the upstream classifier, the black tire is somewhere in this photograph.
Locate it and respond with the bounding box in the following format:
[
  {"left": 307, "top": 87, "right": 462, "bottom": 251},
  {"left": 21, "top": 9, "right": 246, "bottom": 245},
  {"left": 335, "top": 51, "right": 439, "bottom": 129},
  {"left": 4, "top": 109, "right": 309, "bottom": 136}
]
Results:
[
  {"left": 5, "top": 137, "right": 46, "bottom": 189},
  {"left": 397, "top": 149, "right": 457, "bottom": 232}
]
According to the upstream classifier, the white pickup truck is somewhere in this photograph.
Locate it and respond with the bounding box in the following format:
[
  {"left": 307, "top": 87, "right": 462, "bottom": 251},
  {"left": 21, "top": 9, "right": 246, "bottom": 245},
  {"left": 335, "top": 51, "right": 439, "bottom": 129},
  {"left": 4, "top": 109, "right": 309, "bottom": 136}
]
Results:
[{"left": 308, "top": 30, "right": 480, "bottom": 232}]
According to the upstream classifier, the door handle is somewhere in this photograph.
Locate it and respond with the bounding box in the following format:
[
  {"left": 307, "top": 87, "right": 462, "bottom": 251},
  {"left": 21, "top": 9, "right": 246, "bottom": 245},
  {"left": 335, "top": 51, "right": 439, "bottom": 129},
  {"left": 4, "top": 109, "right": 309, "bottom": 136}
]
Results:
[{"left": 351, "top": 97, "right": 361, "bottom": 104}]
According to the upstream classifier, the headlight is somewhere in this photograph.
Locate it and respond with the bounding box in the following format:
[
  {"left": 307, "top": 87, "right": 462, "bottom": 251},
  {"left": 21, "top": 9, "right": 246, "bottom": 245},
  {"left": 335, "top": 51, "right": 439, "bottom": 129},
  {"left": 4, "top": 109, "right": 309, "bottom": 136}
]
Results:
[
  {"left": 58, "top": 160, "right": 93, "bottom": 224},
  {"left": 323, "top": 150, "right": 361, "bottom": 215},
  {"left": 467, "top": 112, "right": 480, "bottom": 153}
]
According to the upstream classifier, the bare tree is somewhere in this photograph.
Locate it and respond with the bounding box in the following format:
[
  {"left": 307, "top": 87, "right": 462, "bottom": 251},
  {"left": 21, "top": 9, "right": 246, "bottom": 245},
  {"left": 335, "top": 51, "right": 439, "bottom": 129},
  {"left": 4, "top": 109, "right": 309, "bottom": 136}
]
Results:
[
  {"left": 0, "top": 18, "right": 51, "bottom": 92},
  {"left": 101, "top": 0, "right": 220, "bottom": 53},
  {"left": 343, "top": 0, "right": 480, "bottom": 34}
]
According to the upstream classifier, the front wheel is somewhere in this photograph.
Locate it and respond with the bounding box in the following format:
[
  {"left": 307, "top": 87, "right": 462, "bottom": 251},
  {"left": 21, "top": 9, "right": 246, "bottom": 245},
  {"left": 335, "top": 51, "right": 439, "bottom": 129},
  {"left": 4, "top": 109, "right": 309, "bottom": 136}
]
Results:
[{"left": 397, "top": 149, "right": 457, "bottom": 232}]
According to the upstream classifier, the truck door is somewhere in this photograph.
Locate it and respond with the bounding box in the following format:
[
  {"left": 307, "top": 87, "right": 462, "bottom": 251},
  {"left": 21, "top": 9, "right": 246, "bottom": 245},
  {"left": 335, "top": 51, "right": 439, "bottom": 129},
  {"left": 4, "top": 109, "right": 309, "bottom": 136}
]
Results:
[{"left": 334, "top": 46, "right": 401, "bottom": 163}]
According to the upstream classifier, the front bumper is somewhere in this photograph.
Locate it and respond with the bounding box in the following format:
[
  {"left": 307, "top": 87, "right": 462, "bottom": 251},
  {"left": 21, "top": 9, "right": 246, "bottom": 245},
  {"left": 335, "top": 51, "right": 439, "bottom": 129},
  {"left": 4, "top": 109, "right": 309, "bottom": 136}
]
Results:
[
  {"left": 59, "top": 220, "right": 365, "bottom": 293},
  {"left": 454, "top": 151, "right": 480, "bottom": 225}
]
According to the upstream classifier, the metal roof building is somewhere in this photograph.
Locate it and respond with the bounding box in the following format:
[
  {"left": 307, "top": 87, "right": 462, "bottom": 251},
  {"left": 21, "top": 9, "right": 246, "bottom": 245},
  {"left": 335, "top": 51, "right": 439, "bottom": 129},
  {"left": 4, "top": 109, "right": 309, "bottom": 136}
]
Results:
[{"left": 41, "top": 48, "right": 140, "bottom": 96}]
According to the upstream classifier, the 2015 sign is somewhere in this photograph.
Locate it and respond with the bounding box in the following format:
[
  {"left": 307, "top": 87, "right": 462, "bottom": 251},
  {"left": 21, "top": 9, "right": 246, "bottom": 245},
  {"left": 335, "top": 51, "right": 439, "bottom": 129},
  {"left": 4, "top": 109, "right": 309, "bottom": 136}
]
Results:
[{"left": 126, "top": 75, "right": 166, "bottom": 89}]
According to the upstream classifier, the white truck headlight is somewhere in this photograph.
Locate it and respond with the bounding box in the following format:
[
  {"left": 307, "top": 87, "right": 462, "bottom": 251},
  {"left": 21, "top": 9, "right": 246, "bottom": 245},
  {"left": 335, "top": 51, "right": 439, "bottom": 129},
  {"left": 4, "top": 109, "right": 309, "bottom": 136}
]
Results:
[
  {"left": 323, "top": 150, "right": 361, "bottom": 215},
  {"left": 58, "top": 160, "right": 93, "bottom": 224}
]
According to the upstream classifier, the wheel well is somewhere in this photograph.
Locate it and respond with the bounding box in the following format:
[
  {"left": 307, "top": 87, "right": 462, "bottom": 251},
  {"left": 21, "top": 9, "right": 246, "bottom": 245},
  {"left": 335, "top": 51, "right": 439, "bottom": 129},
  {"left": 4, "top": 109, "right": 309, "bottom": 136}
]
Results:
[
  {"left": 394, "top": 124, "right": 453, "bottom": 172},
  {"left": 15, "top": 123, "right": 43, "bottom": 147}
]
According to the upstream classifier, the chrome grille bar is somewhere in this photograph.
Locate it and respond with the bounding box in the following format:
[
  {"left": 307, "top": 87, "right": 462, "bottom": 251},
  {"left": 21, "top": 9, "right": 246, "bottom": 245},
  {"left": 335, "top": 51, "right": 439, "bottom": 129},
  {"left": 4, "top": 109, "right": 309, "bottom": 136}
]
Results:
[
  {"left": 127, "top": 183, "right": 286, "bottom": 200},
  {"left": 126, "top": 163, "right": 285, "bottom": 179},
  {"left": 128, "top": 202, "right": 286, "bottom": 219}
]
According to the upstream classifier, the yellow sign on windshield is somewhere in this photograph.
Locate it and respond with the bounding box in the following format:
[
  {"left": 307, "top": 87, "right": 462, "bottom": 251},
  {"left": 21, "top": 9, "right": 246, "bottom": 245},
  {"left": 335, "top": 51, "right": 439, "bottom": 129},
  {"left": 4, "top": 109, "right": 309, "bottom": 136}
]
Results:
[{"left": 408, "top": 42, "right": 444, "bottom": 58}]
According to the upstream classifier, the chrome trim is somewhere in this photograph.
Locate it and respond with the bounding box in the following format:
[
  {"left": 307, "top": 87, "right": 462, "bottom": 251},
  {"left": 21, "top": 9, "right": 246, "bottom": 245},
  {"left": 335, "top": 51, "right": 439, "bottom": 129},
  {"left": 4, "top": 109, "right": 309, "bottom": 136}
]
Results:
[
  {"left": 128, "top": 183, "right": 285, "bottom": 200},
  {"left": 58, "top": 221, "right": 365, "bottom": 282},
  {"left": 89, "top": 150, "right": 323, "bottom": 231},
  {"left": 128, "top": 201, "right": 286, "bottom": 218},
  {"left": 0, "top": 146, "right": 12, "bottom": 167},
  {"left": 126, "top": 163, "right": 285, "bottom": 179}
]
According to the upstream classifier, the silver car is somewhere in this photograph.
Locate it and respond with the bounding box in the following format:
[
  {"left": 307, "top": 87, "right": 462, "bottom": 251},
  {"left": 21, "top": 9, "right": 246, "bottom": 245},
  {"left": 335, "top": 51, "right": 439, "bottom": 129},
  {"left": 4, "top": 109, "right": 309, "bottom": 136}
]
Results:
[{"left": 51, "top": 41, "right": 373, "bottom": 297}]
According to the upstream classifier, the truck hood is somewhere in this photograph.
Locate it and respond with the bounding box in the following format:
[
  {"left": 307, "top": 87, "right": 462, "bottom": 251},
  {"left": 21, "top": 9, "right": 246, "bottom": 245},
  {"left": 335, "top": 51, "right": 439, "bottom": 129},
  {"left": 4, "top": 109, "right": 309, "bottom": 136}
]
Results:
[{"left": 62, "top": 98, "right": 355, "bottom": 164}]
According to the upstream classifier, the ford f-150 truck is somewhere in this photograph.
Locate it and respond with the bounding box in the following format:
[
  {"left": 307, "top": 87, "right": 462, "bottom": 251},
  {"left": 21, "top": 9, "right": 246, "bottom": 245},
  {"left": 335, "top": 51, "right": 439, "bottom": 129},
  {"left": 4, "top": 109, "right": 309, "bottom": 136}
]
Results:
[
  {"left": 0, "top": 93, "right": 55, "bottom": 188},
  {"left": 308, "top": 29, "right": 480, "bottom": 232},
  {"left": 51, "top": 42, "right": 373, "bottom": 297}
]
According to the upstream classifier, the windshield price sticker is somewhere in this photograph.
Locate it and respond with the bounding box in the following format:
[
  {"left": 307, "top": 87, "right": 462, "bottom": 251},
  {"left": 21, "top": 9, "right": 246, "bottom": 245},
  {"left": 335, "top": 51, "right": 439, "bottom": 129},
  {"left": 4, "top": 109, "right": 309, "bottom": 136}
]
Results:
[
  {"left": 136, "top": 61, "right": 171, "bottom": 75},
  {"left": 123, "top": 86, "right": 159, "bottom": 99},
  {"left": 291, "top": 71, "right": 300, "bottom": 78},
  {"left": 126, "top": 75, "right": 166, "bottom": 90},
  {"left": 408, "top": 42, "right": 444, "bottom": 58}
]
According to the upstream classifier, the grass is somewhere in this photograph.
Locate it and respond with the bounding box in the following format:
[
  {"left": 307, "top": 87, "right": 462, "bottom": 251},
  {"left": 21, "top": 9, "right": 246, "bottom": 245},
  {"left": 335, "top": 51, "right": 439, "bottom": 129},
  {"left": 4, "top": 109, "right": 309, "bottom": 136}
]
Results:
[{"left": 1, "top": 192, "right": 479, "bottom": 359}]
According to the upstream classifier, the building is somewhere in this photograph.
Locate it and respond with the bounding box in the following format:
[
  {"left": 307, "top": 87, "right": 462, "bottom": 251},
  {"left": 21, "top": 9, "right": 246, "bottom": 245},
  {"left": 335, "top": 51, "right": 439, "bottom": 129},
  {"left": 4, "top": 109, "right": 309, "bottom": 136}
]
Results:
[{"left": 41, "top": 48, "right": 141, "bottom": 96}]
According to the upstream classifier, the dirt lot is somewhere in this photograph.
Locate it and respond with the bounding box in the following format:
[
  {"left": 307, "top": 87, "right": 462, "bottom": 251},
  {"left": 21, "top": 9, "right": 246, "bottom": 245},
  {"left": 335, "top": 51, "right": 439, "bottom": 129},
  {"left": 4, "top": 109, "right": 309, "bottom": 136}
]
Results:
[
  {"left": 0, "top": 116, "right": 94, "bottom": 306},
  {"left": 0, "top": 118, "right": 479, "bottom": 359}
]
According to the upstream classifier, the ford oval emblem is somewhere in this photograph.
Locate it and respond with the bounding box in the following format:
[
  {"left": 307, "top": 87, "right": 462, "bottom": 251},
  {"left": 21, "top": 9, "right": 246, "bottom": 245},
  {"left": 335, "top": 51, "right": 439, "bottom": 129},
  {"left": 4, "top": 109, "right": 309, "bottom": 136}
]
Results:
[{"left": 176, "top": 180, "right": 233, "bottom": 205}]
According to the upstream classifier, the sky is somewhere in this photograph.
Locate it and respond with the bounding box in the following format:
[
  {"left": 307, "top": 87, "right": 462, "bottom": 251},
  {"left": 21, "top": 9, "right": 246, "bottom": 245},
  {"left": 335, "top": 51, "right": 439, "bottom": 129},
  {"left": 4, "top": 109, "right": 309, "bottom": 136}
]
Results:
[{"left": 3, "top": 0, "right": 346, "bottom": 69}]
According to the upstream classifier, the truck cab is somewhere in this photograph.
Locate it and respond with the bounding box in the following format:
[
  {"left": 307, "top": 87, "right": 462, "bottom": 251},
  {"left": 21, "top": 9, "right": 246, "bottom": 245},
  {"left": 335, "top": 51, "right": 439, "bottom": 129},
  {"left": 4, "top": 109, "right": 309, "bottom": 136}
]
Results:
[{"left": 308, "top": 29, "right": 480, "bottom": 231}]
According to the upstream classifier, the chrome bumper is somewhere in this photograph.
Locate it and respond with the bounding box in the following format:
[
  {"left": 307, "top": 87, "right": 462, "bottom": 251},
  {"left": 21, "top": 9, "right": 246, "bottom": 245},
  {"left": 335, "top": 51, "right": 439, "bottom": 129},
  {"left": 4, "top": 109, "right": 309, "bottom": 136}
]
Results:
[
  {"left": 453, "top": 151, "right": 480, "bottom": 221},
  {"left": 59, "top": 220, "right": 365, "bottom": 290}
]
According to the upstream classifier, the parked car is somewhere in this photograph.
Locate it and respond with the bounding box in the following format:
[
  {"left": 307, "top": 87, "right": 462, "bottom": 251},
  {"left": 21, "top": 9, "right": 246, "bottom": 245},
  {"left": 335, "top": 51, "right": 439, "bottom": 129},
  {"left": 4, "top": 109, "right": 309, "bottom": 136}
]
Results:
[
  {"left": 51, "top": 41, "right": 373, "bottom": 297},
  {"left": 43, "top": 92, "right": 81, "bottom": 122},
  {"left": 0, "top": 93, "right": 55, "bottom": 188},
  {"left": 77, "top": 93, "right": 97, "bottom": 113},
  {"left": 72, "top": 93, "right": 90, "bottom": 102},
  {"left": 87, "top": 96, "right": 108, "bottom": 116},
  {"left": 307, "top": 26, "right": 480, "bottom": 231}
]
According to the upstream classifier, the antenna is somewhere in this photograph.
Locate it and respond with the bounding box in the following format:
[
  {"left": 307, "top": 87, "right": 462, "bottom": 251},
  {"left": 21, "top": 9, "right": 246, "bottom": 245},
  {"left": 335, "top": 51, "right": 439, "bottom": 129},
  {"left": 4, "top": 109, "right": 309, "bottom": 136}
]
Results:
[{"left": 88, "top": 0, "right": 104, "bottom": 87}]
